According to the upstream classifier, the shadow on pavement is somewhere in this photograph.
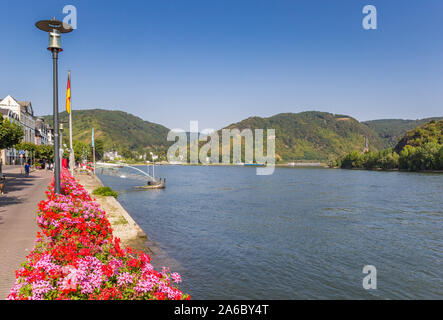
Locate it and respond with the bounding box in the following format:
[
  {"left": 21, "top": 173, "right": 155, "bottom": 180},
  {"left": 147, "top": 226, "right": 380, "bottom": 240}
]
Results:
[{"left": 0, "top": 172, "right": 42, "bottom": 208}]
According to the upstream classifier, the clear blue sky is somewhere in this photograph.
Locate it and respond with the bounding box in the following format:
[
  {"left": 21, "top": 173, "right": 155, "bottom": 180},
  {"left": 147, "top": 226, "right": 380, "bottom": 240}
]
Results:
[{"left": 0, "top": 0, "right": 442, "bottom": 130}]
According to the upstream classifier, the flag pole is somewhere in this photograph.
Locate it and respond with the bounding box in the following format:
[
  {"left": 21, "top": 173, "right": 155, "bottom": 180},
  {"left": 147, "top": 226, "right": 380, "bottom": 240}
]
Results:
[
  {"left": 68, "top": 70, "right": 74, "bottom": 175},
  {"left": 92, "top": 128, "right": 95, "bottom": 175},
  {"left": 93, "top": 145, "right": 95, "bottom": 175}
]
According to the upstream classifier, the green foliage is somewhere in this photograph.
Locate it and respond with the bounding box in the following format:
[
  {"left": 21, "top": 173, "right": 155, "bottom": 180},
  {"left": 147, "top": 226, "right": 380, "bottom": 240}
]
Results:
[
  {"left": 36, "top": 145, "right": 53, "bottom": 162},
  {"left": 94, "top": 138, "right": 104, "bottom": 160},
  {"left": 14, "top": 141, "right": 37, "bottom": 153},
  {"left": 364, "top": 117, "right": 443, "bottom": 148},
  {"left": 121, "top": 147, "right": 132, "bottom": 159},
  {"left": 394, "top": 120, "right": 443, "bottom": 153},
  {"left": 378, "top": 150, "right": 399, "bottom": 170},
  {"left": 223, "top": 111, "right": 386, "bottom": 161},
  {"left": 14, "top": 142, "right": 54, "bottom": 162},
  {"left": 43, "top": 109, "right": 171, "bottom": 156},
  {"left": 39, "top": 109, "right": 442, "bottom": 166},
  {"left": 341, "top": 120, "right": 442, "bottom": 171},
  {"left": 341, "top": 149, "right": 400, "bottom": 170},
  {"left": 0, "top": 114, "right": 23, "bottom": 149},
  {"left": 73, "top": 141, "right": 91, "bottom": 162},
  {"left": 399, "top": 143, "right": 441, "bottom": 171},
  {"left": 92, "top": 186, "right": 118, "bottom": 198},
  {"left": 340, "top": 150, "right": 363, "bottom": 169}
]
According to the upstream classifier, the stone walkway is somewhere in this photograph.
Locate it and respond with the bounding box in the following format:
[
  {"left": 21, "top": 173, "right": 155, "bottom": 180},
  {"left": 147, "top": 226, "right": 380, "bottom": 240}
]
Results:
[{"left": 0, "top": 167, "right": 52, "bottom": 299}]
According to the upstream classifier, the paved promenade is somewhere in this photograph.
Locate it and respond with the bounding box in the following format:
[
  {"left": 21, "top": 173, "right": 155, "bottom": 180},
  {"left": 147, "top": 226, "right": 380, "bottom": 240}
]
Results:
[{"left": 0, "top": 167, "right": 52, "bottom": 299}]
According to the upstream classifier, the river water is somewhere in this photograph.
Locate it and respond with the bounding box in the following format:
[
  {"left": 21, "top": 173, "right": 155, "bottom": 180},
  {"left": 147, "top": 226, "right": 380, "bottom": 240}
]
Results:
[{"left": 98, "top": 166, "right": 442, "bottom": 299}]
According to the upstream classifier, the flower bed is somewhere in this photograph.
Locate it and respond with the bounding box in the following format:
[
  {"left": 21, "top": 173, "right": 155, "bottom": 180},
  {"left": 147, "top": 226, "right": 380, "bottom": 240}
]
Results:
[{"left": 8, "top": 169, "right": 189, "bottom": 300}]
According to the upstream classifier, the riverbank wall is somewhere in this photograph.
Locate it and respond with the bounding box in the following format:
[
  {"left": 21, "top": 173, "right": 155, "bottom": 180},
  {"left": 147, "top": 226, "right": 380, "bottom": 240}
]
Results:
[{"left": 74, "top": 172, "right": 147, "bottom": 246}]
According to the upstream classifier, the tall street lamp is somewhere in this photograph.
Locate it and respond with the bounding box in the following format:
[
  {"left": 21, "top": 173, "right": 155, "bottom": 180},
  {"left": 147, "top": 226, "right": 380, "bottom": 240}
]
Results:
[{"left": 35, "top": 19, "right": 73, "bottom": 194}]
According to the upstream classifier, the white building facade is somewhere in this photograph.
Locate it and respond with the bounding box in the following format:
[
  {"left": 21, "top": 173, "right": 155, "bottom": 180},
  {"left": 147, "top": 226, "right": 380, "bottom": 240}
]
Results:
[
  {"left": 0, "top": 95, "right": 52, "bottom": 164},
  {"left": 35, "top": 117, "right": 51, "bottom": 146}
]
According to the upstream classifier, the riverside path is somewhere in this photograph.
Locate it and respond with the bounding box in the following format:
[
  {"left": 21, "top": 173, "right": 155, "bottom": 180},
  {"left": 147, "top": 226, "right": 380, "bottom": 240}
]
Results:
[{"left": 0, "top": 166, "right": 52, "bottom": 299}]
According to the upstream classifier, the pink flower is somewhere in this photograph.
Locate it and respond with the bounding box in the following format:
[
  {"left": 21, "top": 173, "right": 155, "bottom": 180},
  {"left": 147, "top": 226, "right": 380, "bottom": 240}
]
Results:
[
  {"left": 134, "top": 279, "right": 154, "bottom": 294},
  {"left": 171, "top": 272, "right": 182, "bottom": 283},
  {"left": 117, "top": 272, "right": 134, "bottom": 287}
]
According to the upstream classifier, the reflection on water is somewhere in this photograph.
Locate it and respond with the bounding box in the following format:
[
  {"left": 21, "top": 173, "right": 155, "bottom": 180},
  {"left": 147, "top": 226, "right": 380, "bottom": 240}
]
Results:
[{"left": 99, "top": 166, "right": 443, "bottom": 299}]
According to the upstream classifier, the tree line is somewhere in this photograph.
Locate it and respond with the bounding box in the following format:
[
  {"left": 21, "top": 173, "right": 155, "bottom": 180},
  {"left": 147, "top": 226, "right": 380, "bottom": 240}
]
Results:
[
  {"left": 336, "top": 143, "right": 442, "bottom": 171},
  {"left": 13, "top": 140, "right": 103, "bottom": 164},
  {"left": 336, "top": 120, "right": 443, "bottom": 171}
]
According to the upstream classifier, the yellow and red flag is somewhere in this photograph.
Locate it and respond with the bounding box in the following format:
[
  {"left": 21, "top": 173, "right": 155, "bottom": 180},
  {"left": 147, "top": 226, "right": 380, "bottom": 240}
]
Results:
[{"left": 66, "top": 71, "right": 71, "bottom": 114}]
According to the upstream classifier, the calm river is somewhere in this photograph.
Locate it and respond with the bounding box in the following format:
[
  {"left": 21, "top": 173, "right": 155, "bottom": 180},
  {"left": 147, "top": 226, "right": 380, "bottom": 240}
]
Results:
[{"left": 98, "top": 166, "right": 442, "bottom": 299}]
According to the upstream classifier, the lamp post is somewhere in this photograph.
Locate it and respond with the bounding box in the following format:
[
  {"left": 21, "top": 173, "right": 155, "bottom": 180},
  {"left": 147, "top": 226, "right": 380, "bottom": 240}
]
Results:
[{"left": 35, "top": 19, "right": 73, "bottom": 194}]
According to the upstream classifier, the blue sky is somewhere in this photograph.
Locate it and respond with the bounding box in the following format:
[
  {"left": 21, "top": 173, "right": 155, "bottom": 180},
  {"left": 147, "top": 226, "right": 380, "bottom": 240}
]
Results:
[{"left": 0, "top": 0, "right": 442, "bottom": 130}]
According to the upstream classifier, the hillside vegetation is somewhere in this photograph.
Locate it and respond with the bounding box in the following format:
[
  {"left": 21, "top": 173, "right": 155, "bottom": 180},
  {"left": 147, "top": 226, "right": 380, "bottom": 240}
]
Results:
[
  {"left": 43, "top": 109, "right": 171, "bottom": 155},
  {"left": 223, "top": 111, "right": 385, "bottom": 161},
  {"left": 393, "top": 119, "right": 443, "bottom": 153},
  {"left": 363, "top": 117, "right": 443, "bottom": 148},
  {"left": 40, "top": 109, "right": 442, "bottom": 164},
  {"left": 340, "top": 120, "right": 443, "bottom": 171}
]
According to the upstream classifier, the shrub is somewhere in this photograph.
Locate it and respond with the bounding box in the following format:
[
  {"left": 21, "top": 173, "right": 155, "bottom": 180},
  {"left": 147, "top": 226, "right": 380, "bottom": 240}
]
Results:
[{"left": 93, "top": 186, "right": 118, "bottom": 198}]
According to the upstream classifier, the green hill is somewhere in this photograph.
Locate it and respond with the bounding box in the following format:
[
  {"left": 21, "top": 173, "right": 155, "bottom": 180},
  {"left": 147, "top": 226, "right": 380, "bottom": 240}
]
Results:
[
  {"left": 40, "top": 109, "right": 442, "bottom": 163},
  {"left": 223, "top": 111, "right": 386, "bottom": 161},
  {"left": 363, "top": 117, "right": 443, "bottom": 148},
  {"left": 42, "top": 109, "right": 171, "bottom": 154},
  {"left": 394, "top": 119, "right": 443, "bottom": 153},
  {"left": 340, "top": 119, "right": 443, "bottom": 171}
]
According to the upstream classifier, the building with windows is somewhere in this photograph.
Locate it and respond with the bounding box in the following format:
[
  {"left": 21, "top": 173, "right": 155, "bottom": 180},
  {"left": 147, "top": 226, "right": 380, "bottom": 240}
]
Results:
[
  {"left": 0, "top": 95, "right": 36, "bottom": 143},
  {"left": 0, "top": 95, "right": 52, "bottom": 164},
  {"left": 35, "top": 117, "right": 51, "bottom": 146}
]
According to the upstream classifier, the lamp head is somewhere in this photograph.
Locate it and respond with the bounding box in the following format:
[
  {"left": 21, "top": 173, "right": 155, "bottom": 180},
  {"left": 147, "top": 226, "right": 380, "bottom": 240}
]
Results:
[{"left": 35, "top": 19, "right": 73, "bottom": 51}]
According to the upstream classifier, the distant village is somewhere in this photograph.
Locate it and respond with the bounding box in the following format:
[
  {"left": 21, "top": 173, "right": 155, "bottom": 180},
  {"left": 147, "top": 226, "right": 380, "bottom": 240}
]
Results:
[{"left": 0, "top": 95, "right": 53, "bottom": 164}]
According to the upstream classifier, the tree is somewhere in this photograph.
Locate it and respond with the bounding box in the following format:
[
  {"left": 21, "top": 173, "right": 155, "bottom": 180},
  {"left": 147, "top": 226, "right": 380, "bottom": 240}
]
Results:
[
  {"left": 36, "top": 145, "right": 54, "bottom": 162},
  {"left": 416, "top": 142, "right": 440, "bottom": 170},
  {"left": 14, "top": 142, "right": 37, "bottom": 153},
  {"left": 73, "top": 141, "right": 91, "bottom": 162},
  {"left": 399, "top": 143, "right": 441, "bottom": 171},
  {"left": 0, "top": 115, "right": 23, "bottom": 149},
  {"left": 121, "top": 147, "right": 132, "bottom": 160},
  {"left": 362, "top": 151, "right": 378, "bottom": 169},
  {"left": 399, "top": 145, "right": 418, "bottom": 171},
  {"left": 379, "top": 152, "right": 399, "bottom": 169},
  {"left": 92, "top": 138, "right": 104, "bottom": 161},
  {"left": 341, "top": 150, "right": 362, "bottom": 168},
  {"left": 439, "top": 146, "right": 443, "bottom": 170}
]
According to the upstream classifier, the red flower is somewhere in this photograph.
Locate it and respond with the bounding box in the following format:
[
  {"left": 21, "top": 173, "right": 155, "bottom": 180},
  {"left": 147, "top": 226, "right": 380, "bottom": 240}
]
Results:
[{"left": 127, "top": 258, "right": 139, "bottom": 269}]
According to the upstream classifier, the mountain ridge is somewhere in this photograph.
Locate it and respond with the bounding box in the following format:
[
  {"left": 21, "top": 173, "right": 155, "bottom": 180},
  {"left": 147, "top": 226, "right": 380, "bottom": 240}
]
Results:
[
  {"left": 222, "top": 111, "right": 384, "bottom": 161},
  {"left": 363, "top": 117, "right": 443, "bottom": 148},
  {"left": 42, "top": 109, "right": 171, "bottom": 154},
  {"left": 40, "top": 108, "right": 442, "bottom": 161}
]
